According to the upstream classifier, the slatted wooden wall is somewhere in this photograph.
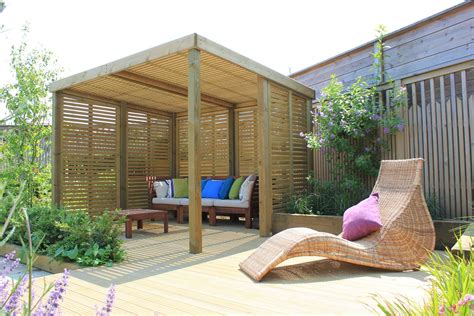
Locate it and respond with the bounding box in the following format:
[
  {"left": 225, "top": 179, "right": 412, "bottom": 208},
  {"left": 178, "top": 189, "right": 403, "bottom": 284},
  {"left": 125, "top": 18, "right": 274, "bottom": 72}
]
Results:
[
  {"left": 268, "top": 83, "right": 310, "bottom": 213},
  {"left": 127, "top": 107, "right": 172, "bottom": 208},
  {"left": 291, "top": 94, "right": 310, "bottom": 193},
  {"left": 235, "top": 106, "right": 259, "bottom": 175},
  {"left": 59, "top": 93, "right": 120, "bottom": 214},
  {"left": 402, "top": 67, "right": 473, "bottom": 218},
  {"left": 176, "top": 110, "right": 230, "bottom": 177}
]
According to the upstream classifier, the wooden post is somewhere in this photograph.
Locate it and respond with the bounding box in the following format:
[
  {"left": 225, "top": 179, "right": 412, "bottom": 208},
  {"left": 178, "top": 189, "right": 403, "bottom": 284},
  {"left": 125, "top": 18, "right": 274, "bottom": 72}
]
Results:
[
  {"left": 120, "top": 103, "right": 128, "bottom": 209},
  {"left": 394, "top": 80, "right": 406, "bottom": 159},
  {"left": 257, "top": 76, "right": 272, "bottom": 237},
  {"left": 188, "top": 48, "right": 202, "bottom": 254},
  {"left": 288, "top": 91, "right": 294, "bottom": 194},
  {"left": 171, "top": 113, "right": 177, "bottom": 178},
  {"left": 306, "top": 99, "right": 314, "bottom": 178},
  {"left": 52, "top": 92, "right": 63, "bottom": 208},
  {"left": 228, "top": 109, "right": 236, "bottom": 176}
]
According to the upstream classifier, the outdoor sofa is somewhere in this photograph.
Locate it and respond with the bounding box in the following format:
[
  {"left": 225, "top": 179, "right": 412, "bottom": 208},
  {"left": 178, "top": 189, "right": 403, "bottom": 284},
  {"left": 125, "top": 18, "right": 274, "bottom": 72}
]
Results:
[{"left": 147, "top": 175, "right": 259, "bottom": 228}]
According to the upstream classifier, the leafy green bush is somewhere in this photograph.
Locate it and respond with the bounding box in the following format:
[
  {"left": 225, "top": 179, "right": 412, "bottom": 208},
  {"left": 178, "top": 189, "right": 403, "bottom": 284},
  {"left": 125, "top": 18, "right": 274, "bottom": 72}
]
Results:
[
  {"left": 2, "top": 206, "right": 126, "bottom": 266},
  {"left": 287, "top": 176, "right": 370, "bottom": 216},
  {"left": 49, "top": 210, "right": 126, "bottom": 266},
  {"left": 372, "top": 245, "right": 473, "bottom": 315}
]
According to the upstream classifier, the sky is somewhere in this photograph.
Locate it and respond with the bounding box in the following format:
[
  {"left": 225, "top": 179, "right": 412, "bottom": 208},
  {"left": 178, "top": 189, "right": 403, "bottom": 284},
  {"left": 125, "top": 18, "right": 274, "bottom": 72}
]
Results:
[{"left": 0, "top": 0, "right": 463, "bottom": 117}]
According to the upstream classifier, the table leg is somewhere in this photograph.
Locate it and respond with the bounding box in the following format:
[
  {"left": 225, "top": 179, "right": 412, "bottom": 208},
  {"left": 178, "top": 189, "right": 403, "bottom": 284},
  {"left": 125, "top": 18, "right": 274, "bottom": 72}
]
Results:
[
  {"left": 137, "top": 219, "right": 143, "bottom": 229},
  {"left": 125, "top": 220, "right": 132, "bottom": 238},
  {"left": 163, "top": 214, "right": 168, "bottom": 233}
]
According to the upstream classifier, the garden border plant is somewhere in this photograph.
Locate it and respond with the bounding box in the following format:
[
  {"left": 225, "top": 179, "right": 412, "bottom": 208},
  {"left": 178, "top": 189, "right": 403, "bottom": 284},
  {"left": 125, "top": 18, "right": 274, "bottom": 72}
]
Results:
[
  {"left": 0, "top": 183, "right": 117, "bottom": 315},
  {"left": 290, "top": 26, "right": 408, "bottom": 216}
]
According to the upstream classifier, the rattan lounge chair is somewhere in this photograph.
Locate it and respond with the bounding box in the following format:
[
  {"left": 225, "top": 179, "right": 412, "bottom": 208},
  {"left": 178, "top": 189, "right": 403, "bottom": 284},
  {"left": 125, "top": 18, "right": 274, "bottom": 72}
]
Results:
[{"left": 240, "top": 158, "right": 436, "bottom": 281}]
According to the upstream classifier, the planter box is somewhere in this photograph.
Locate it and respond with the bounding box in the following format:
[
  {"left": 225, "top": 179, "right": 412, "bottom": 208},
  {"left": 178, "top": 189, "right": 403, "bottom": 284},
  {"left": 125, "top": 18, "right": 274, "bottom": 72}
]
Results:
[
  {"left": 0, "top": 243, "right": 80, "bottom": 274},
  {"left": 272, "top": 212, "right": 471, "bottom": 250}
]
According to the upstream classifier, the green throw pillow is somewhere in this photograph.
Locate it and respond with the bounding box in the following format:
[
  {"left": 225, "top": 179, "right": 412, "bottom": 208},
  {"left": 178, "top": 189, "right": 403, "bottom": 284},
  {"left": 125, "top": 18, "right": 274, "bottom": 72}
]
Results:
[
  {"left": 173, "top": 178, "right": 188, "bottom": 198},
  {"left": 229, "top": 177, "right": 245, "bottom": 200}
]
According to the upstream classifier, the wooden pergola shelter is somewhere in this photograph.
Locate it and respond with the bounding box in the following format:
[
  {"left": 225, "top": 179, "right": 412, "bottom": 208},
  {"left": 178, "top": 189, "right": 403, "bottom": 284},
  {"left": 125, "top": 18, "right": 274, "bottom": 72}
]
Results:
[{"left": 50, "top": 34, "right": 315, "bottom": 253}]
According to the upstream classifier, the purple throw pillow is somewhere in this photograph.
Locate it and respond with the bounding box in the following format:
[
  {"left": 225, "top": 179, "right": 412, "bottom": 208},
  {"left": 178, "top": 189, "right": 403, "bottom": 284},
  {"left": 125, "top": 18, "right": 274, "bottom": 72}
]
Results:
[{"left": 342, "top": 192, "right": 382, "bottom": 241}]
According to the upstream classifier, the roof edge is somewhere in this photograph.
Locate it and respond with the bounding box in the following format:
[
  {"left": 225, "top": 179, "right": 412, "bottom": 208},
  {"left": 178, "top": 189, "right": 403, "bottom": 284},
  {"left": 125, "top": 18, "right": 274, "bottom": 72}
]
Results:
[
  {"left": 49, "top": 33, "right": 197, "bottom": 92},
  {"left": 290, "top": 1, "right": 472, "bottom": 78},
  {"left": 196, "top": 35, "right": 315, "bottom": 99}
]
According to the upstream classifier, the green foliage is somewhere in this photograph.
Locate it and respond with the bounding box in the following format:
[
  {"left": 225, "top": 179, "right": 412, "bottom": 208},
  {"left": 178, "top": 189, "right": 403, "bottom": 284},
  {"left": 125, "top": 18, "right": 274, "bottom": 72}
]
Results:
[
  {"left": 296, "top": 26, "right": 407, "bottom": 216},
  {"left": 371, "top": 245, "right": 473, "bottom": 315},
  {"left": 287, "top": 176, "right": 370, "bottom": 216},
  {"left": 2, "top": 205, "right": 126, "bottom": 267},
  {"left": 47, "top": 209, "right": 126, "bottom": 266},
  {"left": 0, "top": 27, "right": 61, "bottom": 207}
]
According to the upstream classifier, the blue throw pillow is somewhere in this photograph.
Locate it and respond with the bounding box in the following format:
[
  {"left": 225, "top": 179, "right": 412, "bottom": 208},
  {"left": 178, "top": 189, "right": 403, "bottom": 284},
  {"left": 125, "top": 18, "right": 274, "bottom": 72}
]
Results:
[
  {"left": 218, "top": 177, "right": 235, "bottom": 199},
  {"left": 202, "top": 180, "right": 224, "bottom": 199},
  {"left": 201, "top": 179, "right": 210, "bottom": 191}
]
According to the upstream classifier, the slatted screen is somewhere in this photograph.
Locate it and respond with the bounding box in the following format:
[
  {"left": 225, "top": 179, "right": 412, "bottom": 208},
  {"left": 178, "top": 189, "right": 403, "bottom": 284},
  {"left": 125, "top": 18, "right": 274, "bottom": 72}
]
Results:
[
  {"left": 291, "top": 94, "right": 309, "bottom": 193},
  {"left": 176, "top": 110, "right": 230, "bottom": 177},
  {"left": 270, "top": 84, "right": 292, "bottom": 213},
  {"left": 60, "top": 94, "right": 120, "bottom": 214},
  {"left": 235, "top": 107, "right": 259, "bottom": 175},
  {"left": 127, "top": 107, "right": 172, "bottom": 208},
  {"left": 262, "top": 84, "right": 311, "bottom": 213},
  {"left": 403, "top": 68, "right": 473, "bottom": 218}
]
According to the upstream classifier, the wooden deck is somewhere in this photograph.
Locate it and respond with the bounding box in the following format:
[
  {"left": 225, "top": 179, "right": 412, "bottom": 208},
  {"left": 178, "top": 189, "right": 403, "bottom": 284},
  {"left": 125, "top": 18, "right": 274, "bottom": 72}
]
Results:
[{"left": 40, "top": 220, "right": 430, "bottom": 315}]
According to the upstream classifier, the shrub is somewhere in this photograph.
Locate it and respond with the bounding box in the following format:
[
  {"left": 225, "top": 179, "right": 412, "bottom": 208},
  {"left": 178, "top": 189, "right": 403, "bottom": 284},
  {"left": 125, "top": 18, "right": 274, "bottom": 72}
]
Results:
[
  {"left": 2, "top": 205, "right": 126, "bottom": 267},
  {"left": 371, "top": 244, "right": 473, "bottom": 315}
]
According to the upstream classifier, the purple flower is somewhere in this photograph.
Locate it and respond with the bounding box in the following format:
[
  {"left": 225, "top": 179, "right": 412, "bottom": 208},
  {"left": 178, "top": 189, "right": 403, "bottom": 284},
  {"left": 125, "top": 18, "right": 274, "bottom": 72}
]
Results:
[
  {"left": 396, "top": 123, "right": 404, "bottom": 131},
  {"left": 95, "top": 285, "right": 116, "bottom": 316},
  {"left": 438, "top": 305, "right": 445, "bottom": 315},
  {"left": 328, "top": 121, "right": 334, "bottom": 127},
  {"left": 329, "top": 134, "right": 335, "bottom": 140},
  {"left": 38, "top": 269, "right": 70, "bottom": 315},
  {"left": 383, "top": 127, "right": 390, "bottom": 134},
  {"left": 458, "top": 294, "right": 474, "bottom": 307},
  {"left": 364, "top": 147, "right": 371, "bottom": 152},
  {"left": 371, "top": 114, "right": 381, "bottom": 121},
  {"left": 0, "top": 252, "right": 20, "bottom": 304},
  {"left": 4, "top": 276, "right": 27, "bottom": 314}
]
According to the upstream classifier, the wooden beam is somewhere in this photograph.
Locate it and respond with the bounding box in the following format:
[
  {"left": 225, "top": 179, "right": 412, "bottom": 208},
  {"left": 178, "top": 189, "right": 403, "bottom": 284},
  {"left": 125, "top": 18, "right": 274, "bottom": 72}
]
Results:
[
  {"left": 196, "top": 35, "right": 315, "bottom": 99},
  {"left": 49, "top": 34, "right": 196, "bottom": 92},
  {"left": 257, "top": 76, "right": 272, "bottom": 237},
  {"left": 52, "top": 92, "right": 63, "bottom": 208},
  {"left": 119, "top": 103, "right": 128, "bottom": 209},
  {"left": 112, "top": 71, "right": 234, "bottom": 109},
  {"left": 188, "top": 48, "right": 202, "bottom": 254}
]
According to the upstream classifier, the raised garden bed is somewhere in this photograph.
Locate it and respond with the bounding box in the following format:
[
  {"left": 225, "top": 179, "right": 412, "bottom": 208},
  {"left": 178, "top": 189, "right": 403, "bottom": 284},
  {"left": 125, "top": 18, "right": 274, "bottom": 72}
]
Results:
[
  {"left": 272, "top": 212, "right": 471, "bottom": 250},
  {"left": 0, "top": 243, "right": 80, "bottom": 274}
]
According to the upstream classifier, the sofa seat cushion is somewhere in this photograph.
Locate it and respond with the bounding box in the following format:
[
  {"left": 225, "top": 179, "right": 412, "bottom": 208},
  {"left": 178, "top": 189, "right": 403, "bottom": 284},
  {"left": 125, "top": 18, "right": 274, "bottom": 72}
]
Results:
[
  {"left": 179, "top": 198, "right": 214, "bottom": 207},
  {"left": 213, "top": 199, "right": 249, "bottom": 209},
  {"left": 152, "top": 197, "right": 181, "bottom": 205}
]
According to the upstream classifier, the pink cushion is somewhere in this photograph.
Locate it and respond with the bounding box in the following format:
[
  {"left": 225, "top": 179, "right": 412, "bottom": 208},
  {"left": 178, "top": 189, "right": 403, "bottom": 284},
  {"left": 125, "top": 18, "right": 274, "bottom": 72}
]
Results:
[{"left": 342, "top": 193, "right": 382, "bottom": 241}]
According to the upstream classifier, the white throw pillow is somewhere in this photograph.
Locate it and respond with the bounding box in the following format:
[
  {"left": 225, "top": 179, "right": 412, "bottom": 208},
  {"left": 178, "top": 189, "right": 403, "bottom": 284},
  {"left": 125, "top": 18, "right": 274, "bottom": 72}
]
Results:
[
  {"left": 241, "top": 181, "right": 254, "bottom": 202},
  {"left": 239, "top": 175, "right": 255, "bottom": 200},
  {"left": 153, "top": 181, "right": 168, "bottom": 198}
]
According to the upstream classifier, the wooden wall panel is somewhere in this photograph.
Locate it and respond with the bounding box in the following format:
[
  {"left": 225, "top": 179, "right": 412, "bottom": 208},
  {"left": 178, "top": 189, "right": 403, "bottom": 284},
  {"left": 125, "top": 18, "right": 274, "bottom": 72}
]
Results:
[
  {"left": 235, "top": 107, "right": 259, "bottom": 176},
  {"left": 127, "top": 107, "right": 172, "bottom": 208},
  {"left": 270, "top": 84, "right": 291, "bottom": 213},
  {"left": 60, "top": 94, "right": 120, "bottom": 215},
  {"left": 177, "top": 110, "right": 230, "bottom": 177},
  {"left": 291, "top": 3, "right": 473, "bottom": 97},
  {"left": 291, "top": 94, "right": 309, "bottom": 193}
]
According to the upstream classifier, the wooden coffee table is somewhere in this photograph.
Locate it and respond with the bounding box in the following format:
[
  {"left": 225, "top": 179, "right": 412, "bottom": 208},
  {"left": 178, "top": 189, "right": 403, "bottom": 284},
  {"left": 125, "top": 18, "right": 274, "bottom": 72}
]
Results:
[{"left": 119, "top": 209, "right": 168, "bottom": 238}]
